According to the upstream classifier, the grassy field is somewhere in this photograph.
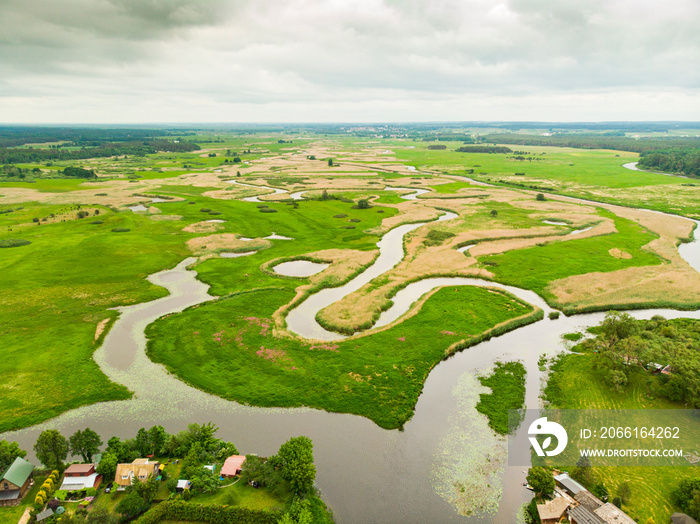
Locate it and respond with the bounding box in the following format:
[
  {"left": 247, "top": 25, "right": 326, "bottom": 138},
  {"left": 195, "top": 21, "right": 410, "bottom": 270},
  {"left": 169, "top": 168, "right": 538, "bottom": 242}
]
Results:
[
  {"left": 544, "top": 353, "right": 700, "bottom": 523},
  {"left": 147, "top": 286, "right": 536, "bottom": 429},
  {"left": 478, "top": 209, "right": 662, "bottom": 305}
]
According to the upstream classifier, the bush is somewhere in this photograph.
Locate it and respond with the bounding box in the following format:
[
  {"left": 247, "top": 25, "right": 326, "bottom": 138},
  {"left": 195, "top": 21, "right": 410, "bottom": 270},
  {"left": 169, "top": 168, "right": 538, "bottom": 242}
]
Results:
[
  {"left": 354, "top": 199, "right": 371, "bottom": 209},
  {"left": 200, "top": 208, "right": 212, "bottom": 213},
  {"left": 536, "top": 193, "right": 546, "bottom": 201},
  {"left": 91, "top": 220, "right": 103, "bottom": 224},
  {"left": 0, "top": 238, "right": 31, "bottom": 248},
  {"left": 260, "top": 208, "right": 277, "bottom": 213},
  {"left": 111, "top": 227, "right": 130, "bottom": 232},
  {"left": 548, "top": 311, "right": 560, "bottom": 320},
  {"left": 333, "top": 214, "right": 348, "bottom": 218}
]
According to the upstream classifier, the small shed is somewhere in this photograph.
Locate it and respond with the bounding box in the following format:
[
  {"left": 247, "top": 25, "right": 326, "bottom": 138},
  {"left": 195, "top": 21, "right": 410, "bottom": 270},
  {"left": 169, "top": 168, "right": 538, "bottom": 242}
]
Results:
[
  {"left": 672, "top": 513, "right": 699, "bottom": 524},
  {"left": 220, "top": 455, "right": 246, "bottom": 478},
  {"left": 554, "top": 473, "right": 586, "bottom": 496},
  {"left": 0, "top": 457, "right": 35, "bottom": 507},
  {"left": 176, "top": 480, "right": 191, "bottom": 492},
  {"left": 36, "top": 508, "right": 55, "bottom": 522},
  {"left": 536, "top": 496, "right": 571, "bottom": 524}
]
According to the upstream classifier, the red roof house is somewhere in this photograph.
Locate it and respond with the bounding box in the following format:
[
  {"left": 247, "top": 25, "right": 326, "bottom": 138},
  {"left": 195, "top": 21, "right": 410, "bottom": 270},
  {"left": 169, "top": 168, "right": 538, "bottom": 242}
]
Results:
[{"left": 220, "top": 455, "right": 246, "bottom": 477}]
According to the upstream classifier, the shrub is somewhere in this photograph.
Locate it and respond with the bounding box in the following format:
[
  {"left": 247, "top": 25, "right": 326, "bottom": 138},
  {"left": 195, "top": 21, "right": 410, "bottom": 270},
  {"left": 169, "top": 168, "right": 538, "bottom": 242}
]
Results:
[
  {"left": 200, "top": 208, "right": 212, "bottom": 213},
  {"left": 354, "top": 199, "right": 371, "bottom": 209},
  {"left": 91, "top": 220, "right": 104, "bottom": 224},
  {"left": 0, "top": 239, "right": 31, "bottom": 248},
  {"left": 343, "top": 226, "right": 355, "bottom": 229},
  {"left": 490, "top": 210, "right": 498, "bottom": 217},
  {"left": 208, "top": 211, "right": 222, "bottom": 216},
  {"left": 536, "top": 193, "right": 546, "bottom": 201},
  {"left": 111, "top": 228, "right": 130, "bottom": 232},
  {"left": 348, "top": 218, "right": 361, "bottom": 223},
  {"left": 333, "top": 214, "right": 348, "bottom": 218},
  {"left": 548, "top": 311, "right": 560, "bottom": 320},
  {"left": 260, "top": 208, "right": 277, "bottom": 213}
]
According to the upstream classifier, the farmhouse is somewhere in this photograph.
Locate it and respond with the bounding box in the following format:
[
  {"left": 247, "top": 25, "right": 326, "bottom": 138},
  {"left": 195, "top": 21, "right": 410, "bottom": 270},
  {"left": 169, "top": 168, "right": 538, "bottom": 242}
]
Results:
[
  {"left": 220, "top": 455, "right": 246, "bottom": 478},
  {"left": 536, "top": 496, "right": 571, "bottom": 524},
  {"left": 0, "top": 457, "right": 34, "bottom": 507},
  {"left": 59, "top": 463, "right": 102, "bottom": 492},
  {"left": 114, "top": 458, "right": 160, "bottom": 489}
]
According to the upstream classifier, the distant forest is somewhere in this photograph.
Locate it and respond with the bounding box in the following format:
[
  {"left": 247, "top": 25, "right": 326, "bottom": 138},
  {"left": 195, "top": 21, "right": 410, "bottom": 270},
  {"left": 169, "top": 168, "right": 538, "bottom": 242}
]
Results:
[
  {"left": 0, "top": 127, "right": 200, "bottom": 164},
  {"left": 638, "top": 149, "right": 700, "bottom": 177},
  {"left": 482, "top": 133, "right": 700, "bottom": 154}
]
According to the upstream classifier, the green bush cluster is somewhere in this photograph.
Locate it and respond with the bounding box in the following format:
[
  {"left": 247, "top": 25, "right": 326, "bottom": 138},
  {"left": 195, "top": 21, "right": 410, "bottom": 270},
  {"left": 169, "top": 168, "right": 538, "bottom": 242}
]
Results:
[
  {"left": 134, "top": 500, "right": 279, "bottom": 524},
  {"left": 0, "top": 238, "right": 31, "bottom": 248}
]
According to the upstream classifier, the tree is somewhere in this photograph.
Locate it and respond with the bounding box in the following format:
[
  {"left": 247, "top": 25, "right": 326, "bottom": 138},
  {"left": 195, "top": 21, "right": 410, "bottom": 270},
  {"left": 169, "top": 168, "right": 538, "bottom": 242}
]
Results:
[
  {"left": 672, "top": 478, "right": 700, "bottom": 519},
  {"left": 135, "top": 428, "right": 150, "bottom": 456},
  {"left": 272, "top": 436, "right": 316, "bottom": 496},
  {"left": 148, "top": 425, "right": 167, "bottom": 456},
  {"left": 115, "top": 490, "right": 145, "bottom": 517},
  {"left": 96, "top": 452, "right": 119, "bottom": 481},
  {"left": 490, "top": 209, "right": 498, "bottom": 217},
  {"left": 572, "top": 455, "right": 596, "bottom": 488},
  {"left": 592, "top": 481, "right": 609, "bottom": 501},
  {"left": 34, "top": 430, "right": 68, "bottom": 470},
  {"left": 356, "top": 199, "right": 371, "bottom": 209},
  {"left": 86, "top": 506, "right": 119, "bottom": 524},
  {"left": 327, "top": 158, "right": 333, "bottom": 167},
  {"left": 526, "top": 467, "right": 554, "bottom": 498},
  {"left": 133, "top": 476, "right": 159, "bottom": 503},
  {"left": 617, "top": 481, "right": 632, "bottom": 505},
  {"left": 69, "top": 428, "right": 102, "bottom": 462},
  {"left": 536, "top": 193, "right": 546, "bottom": 201},
  {"left": 0, "top": 440, "right": 27, "bottom": 472}
]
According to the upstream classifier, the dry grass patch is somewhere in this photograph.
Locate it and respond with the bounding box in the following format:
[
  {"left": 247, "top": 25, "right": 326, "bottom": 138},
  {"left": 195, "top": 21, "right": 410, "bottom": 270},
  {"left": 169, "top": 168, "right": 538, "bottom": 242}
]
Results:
[
  {"left": 547, "top": 207, "right": 700, "bottom": 310},
  {"left": 186, "top": 233, "right": 271, "bottom": 255},
  {"left": 182, "top": 221, "right": 224, "bottom": 233},
  {"left": 609, "top": 248, "right": 632, "bottom": 259},
  {"left": 149, "top": 215, "right": 182, "bottom": 221}
]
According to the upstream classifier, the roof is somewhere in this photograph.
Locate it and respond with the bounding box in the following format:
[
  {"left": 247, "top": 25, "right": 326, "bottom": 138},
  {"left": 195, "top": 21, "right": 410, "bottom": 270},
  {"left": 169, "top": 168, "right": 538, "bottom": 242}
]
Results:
[
  {"left": 537, "top": 496, "right": 571, "bottom": 520},
  {"left": 554, "top": 473, "right": 586, "bottom": 495},
  {"left": 59, "top": 472, "right": 100, "bottom": 491},
  {"left": 0, "top": 457, "right": 34, "bottom": 488},
  {"left": 575, "top": 490, "right": 605, "bottom": 512},
  {"left": 220, "top": 455, "right": 246, "bottom": 476},
  {"left": 0, "top": 490, "right": 20, "bottom": 501},
  {"left": 114, "top": 459, "right": 159, "bottom": 486},
  {"left": 672, "top": 514, "right": 699, "bottom": 524},
  {"left": 64, "top": 464, "right": 95, "bottom": 476},
  {"left": 569, "top": 505, "right": 606, "bottom": 524},
  {"left": 177, "top": 480, "right": 191, "bottom": 489},
  {"left": 594, "top": 503, "right": 638, "bottom": 524},
  {"left": 36, "top": 509, "right": 54, "bottom": 522}
]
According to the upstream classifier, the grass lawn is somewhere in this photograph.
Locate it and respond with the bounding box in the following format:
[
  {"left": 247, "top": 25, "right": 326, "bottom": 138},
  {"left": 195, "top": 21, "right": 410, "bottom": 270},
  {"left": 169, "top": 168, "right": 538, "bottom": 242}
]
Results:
[
  {"left": 191, "top": 479, "right": 289, "bottom": 512},
  {"left": 147, "top": 285, "right": 537, "bottom": 429},
  {"left": 544, "top": 353, "right": 700, "bottom": 524}
]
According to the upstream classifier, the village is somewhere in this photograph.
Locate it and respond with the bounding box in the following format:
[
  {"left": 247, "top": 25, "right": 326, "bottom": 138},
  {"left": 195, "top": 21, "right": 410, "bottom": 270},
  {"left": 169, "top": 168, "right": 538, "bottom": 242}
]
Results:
[{"left": 0, "top": 424, "right": 329, "bottom": 523}]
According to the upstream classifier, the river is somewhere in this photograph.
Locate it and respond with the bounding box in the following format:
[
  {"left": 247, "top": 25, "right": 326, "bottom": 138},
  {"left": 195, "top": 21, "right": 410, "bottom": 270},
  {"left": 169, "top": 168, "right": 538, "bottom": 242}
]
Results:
[{"left": 2, "top": 187, "right": 699, "bottom": 524}]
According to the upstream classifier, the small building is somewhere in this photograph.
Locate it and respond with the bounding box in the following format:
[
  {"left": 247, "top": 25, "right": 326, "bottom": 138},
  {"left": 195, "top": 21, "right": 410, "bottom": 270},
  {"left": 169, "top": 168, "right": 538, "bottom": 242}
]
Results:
[
  {"left": 59, "top": 464, "right": 102, "bottom": 492},
  {"left": 569, "top": 504, "right": 606, "bottom": 524},
  {"left": 176, "top": 479, "right": 191, "bottom": 493},
  {"left": 593, "top": 502, "right": 638, "bottom": 524},
  {"left": 220, "top": 455, "right": 246, "bottom": 478},
  {"left": 0, "top": 457, "right": 34, "bottom": 507},
  {"left": 36, "top": 508, "right": 55, "bottom": 522},
  {"left": 114, "top": 458, "right": 160, "bottom": 489},
  {"left": 536, "top": 496, "right": 571, "bottom": 524},
  {"left": 554, "top": 473, "right": 586, "bottom": 496}
]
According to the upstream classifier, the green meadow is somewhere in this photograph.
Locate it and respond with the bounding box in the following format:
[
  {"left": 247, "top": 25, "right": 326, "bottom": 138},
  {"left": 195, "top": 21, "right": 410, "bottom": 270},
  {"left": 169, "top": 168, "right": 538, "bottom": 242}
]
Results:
[
  {"left": 544, "top": 353, "right": 700, "bottom": 524},
  {"left": 146, "top": 286, "right": 536, "bottom": 429}
]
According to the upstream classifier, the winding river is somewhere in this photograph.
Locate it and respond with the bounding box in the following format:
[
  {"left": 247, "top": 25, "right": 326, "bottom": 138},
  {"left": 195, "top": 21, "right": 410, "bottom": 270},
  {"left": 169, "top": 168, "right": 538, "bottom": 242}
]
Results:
[{"left": 2, "top": 184, "right": 700, "bottom": 523}]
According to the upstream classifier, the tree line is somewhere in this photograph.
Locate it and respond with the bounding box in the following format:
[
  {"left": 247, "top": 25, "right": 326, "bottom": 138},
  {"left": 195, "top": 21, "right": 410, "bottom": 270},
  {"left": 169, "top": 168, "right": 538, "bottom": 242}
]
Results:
[{"left": 638, "top": 149, "right": 700, "bottom": 177}]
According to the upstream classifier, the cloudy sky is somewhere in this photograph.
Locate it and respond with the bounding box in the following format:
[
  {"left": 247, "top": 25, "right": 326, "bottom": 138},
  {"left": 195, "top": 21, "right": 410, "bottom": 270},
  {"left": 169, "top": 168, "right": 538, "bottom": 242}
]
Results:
[{"left": 1, "top": 0, "right": 698, "bottom": 123}]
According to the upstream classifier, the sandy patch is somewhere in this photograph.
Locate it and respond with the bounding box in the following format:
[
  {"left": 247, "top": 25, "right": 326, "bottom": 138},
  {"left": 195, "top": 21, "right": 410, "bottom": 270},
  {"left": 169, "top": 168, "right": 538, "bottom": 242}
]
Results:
[
  {"left": 609, "top": 248, "right": 632, "bottom": 259},
  {"left": 186, "top": 234, "right": 271, "bottom": 255},
  {"left": 94, "top": 318, "right": 110, "bottom": 342},
  {"left": 182, "top": 221, "right": 224, "bottom": 233}
]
